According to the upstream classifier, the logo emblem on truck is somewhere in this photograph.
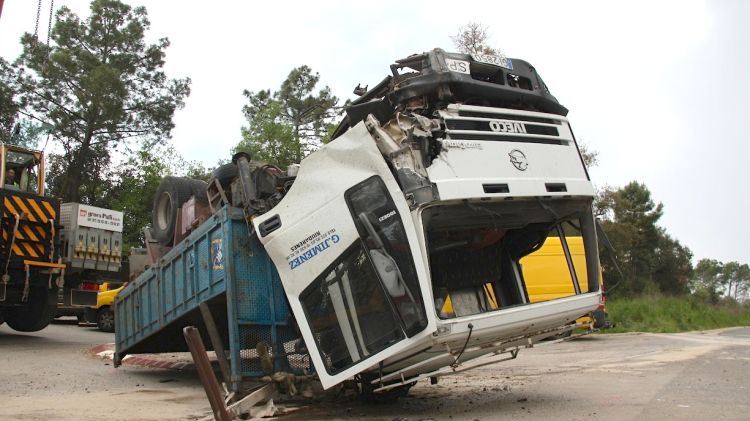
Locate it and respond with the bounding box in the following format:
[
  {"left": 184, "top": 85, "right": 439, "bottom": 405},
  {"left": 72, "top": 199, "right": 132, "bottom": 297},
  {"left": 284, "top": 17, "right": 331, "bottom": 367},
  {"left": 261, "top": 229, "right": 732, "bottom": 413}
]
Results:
[
  {"left": 509, "top": 149, "right": 528, "bottom": 171},
  {"left": 490, "top": 120, "right": 527, "bottom": 134}
]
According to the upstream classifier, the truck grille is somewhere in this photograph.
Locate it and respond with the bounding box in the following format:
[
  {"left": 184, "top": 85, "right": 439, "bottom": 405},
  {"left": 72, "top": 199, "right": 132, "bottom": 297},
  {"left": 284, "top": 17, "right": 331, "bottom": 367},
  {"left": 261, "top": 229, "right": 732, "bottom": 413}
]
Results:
[{"left": 440, "top": 105, "right": 568, "bottom": 145}]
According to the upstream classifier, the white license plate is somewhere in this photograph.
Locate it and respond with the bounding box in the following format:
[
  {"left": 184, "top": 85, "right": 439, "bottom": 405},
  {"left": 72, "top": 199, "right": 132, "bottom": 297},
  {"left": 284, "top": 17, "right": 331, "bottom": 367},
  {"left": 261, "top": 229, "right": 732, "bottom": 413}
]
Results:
[{"left": 471, "top": 53, "right": 513, "bottom": 70}]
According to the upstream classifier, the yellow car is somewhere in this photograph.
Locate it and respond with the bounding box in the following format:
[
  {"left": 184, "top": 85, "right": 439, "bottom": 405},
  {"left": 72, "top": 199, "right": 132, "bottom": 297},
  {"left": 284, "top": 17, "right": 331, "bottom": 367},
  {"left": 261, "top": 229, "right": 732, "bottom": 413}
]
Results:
[{"left": 84, "top": 283, "right": 126, "bottom": 332}]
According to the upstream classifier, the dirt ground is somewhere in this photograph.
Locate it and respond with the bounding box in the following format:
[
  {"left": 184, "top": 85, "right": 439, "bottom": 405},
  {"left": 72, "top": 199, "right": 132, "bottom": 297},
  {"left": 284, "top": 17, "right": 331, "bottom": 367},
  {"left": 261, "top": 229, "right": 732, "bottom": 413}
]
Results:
[{"left": 1, "top": 321, "right": 749, "bottom": 420}]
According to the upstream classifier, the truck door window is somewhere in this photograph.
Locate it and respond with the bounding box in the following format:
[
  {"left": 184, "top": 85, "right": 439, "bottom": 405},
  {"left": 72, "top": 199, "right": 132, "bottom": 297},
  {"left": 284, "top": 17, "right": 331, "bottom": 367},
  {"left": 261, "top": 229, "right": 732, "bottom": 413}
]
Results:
[
  {"left": 299, "top": 176, "right": 429, "bottom": 375},
  {"left": 345, "top": 176, "right": 427, "bottom": 336},
  {"left": 300, "top": 243, "right": 405, "bottom": 374},
  {"left": 4, "top": 151, "right": 39, "bottom": 193}
]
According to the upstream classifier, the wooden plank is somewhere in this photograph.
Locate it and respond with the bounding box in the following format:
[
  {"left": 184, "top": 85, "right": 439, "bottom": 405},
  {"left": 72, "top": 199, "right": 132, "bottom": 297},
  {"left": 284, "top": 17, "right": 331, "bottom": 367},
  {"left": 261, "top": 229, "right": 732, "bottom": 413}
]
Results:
[
  {"left": 199, "top": 302, "right": 233, "bottom": 388},
  {"left": 183, "top": 326, "right": 231, "bottom": 421}
]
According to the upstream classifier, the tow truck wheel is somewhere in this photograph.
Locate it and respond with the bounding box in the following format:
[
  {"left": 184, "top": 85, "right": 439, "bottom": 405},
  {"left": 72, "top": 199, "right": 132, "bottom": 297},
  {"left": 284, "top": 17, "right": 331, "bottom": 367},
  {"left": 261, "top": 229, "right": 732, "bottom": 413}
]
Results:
[
  {"left": 3, "top": 288, "right": 57, "bottom": 332},
  {"left": 97, "top": 307, "right": 115, "bottom": 332}
]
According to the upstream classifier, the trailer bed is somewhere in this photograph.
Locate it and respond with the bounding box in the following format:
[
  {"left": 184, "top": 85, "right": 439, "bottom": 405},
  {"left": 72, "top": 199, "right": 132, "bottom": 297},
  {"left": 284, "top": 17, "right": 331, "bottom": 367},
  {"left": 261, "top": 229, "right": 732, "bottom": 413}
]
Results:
[{"left": 114, "top": 206, "right": 306, "bottom": 391}]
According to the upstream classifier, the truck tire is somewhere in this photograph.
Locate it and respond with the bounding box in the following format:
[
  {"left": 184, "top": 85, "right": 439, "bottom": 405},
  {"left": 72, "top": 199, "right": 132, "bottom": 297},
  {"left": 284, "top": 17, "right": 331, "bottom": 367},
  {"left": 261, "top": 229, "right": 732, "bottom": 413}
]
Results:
[
  {"left": 152, "top": 176, "right": 194, "bottom": 246},
  {"left": 3, "top": 288, "right": 57, "bottom": 332},
  {"left": 97, "top": 307, "right": 115, "bottom": 332},
  {"left": 212, "top": 163, "right": 238, "bottom": 190},
  {"left": 190, "top": 179, "right": 209, "bottom": 205}
]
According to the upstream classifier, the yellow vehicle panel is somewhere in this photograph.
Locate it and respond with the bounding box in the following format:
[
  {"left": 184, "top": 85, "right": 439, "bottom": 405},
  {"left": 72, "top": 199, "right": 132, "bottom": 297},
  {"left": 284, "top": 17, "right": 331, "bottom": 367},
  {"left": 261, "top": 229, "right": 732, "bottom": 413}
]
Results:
[
  {"left": 521, "top": 236, "right": 589, "bottom": 303},
  {"left": 95, "top": 284, "right": 126, "bottom": 309}
]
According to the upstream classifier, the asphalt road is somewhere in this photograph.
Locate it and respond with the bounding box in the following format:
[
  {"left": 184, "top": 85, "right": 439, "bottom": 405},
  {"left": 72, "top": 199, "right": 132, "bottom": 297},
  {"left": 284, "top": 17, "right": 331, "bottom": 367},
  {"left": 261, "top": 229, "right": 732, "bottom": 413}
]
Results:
[
  {"left": 0, "top": 319, "right": 209, "bottom": 420},
  {"left": 1, "top": 320, "right": 749, "bottom": 420}
]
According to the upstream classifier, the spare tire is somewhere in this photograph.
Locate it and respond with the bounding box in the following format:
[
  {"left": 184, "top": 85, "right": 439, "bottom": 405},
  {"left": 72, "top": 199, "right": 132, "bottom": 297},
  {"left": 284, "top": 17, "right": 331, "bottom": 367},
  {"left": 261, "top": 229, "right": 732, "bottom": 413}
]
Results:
[
  {"left": 152, "top": 176, "right": 194, "bottom": 246},
  {"left": 190, "top": 179, "right": 209, "bottom": 205},
  {"left": 212, "top": 163, "right": 238, "bottom": 190}
]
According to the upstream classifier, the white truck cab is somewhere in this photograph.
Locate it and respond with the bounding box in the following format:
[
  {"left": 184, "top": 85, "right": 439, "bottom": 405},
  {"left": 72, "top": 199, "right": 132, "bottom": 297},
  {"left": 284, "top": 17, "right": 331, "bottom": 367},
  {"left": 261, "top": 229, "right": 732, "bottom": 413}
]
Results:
[{"left": 252, "top": 49, "right": 601, "bottom": 391}]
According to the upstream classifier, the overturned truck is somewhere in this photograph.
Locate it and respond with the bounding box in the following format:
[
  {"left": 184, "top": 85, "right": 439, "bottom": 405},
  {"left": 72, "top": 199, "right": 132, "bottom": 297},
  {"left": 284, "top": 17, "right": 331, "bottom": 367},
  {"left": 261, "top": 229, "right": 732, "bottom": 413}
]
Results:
[{"left": 115, "top": 48, "right": 601, "bottom": 396}]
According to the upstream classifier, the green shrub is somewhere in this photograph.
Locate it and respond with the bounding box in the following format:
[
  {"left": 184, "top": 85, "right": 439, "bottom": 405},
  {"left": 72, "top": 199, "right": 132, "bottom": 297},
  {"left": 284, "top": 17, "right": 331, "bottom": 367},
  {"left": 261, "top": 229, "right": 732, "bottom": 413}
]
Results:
[{"left": 604, "top": 295, "right": 750, "bottom": 333}]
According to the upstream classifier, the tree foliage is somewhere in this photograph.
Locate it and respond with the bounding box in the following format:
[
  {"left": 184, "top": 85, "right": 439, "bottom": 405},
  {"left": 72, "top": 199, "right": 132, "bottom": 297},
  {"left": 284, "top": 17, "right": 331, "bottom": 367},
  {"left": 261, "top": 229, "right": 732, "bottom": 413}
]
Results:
[
  {"left": 578, "top": 141, "right": 599, "bottom": 169},
  {"left": 690, "top": 259, "right": 750, "bottom": 303},
  {"left": 13, "top": 0, "right": 190, "bottom": 203},
  {"left": 690, "top": 259, "right": 725, "bottom": 303},
  {"left": 6, "top": 119, "right": 51, "bottom": 148},
  {"left": 722, "top": 261, "right": 750, "bottom": 301},
  {"left": 0, "top": 58, "right": 20, "bottom": 144},
  {"left": 104, "top": 144, "right": 173, "bottom": 251},
  {"left": 102, "top": 143, "right": 210, "bottom": 252},
  {"left": 235, "top": 66, "right": 338, "bottom": 168},
  {"left": 451, "top": 22, "right": 497, "bottom": 55},
  {"left": 653, "top": 232, "right": 693, "bottom": 295},
  {"left": 597, "top": 182, "right": 693, "bottom": 296}
]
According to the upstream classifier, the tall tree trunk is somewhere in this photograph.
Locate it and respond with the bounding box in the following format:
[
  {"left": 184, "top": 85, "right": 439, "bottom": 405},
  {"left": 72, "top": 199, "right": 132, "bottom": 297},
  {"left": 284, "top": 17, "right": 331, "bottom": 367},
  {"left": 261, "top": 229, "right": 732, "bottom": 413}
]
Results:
[
  {"left": 293, "top": 123, "right": 301, "bottom": 164},
  {"left": 62, "top": 129, "right": 93, "bottom": 203}
]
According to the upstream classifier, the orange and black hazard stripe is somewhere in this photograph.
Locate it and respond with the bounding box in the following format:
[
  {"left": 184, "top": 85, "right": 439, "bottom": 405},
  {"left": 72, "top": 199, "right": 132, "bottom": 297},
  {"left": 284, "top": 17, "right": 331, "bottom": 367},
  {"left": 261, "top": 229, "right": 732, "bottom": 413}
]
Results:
[{"left": 0, "top": 190, "right": 59, "bottom": 263}]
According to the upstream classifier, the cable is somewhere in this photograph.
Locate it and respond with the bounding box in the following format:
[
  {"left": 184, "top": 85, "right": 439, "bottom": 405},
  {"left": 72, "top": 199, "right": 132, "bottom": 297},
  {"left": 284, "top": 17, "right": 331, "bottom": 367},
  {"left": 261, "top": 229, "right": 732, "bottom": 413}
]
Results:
[
  {"left": 33, "top": 0, "right": 42, "bottom": 41},
  {"left": 451, "top": 323, "right": 474, "bottom": 367},
  {"left": 46, "top": 0, "right": 55, "bottom": 47}
]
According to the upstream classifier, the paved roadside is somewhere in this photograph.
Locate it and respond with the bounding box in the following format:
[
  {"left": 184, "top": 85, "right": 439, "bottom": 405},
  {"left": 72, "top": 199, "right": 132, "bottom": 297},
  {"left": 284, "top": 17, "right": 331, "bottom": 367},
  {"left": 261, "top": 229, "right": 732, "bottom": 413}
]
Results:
[
  {"left": 2, "top": 321, "right": 749, "bottom": 420},
  {"left": 0, "top": 321, "right": 211, "bottom": 421}
]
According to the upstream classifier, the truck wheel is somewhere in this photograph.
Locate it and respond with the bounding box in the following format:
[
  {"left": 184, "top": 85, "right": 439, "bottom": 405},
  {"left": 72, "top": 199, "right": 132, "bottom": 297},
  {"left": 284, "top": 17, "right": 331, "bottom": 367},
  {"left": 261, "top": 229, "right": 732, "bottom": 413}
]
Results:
[
  {"left": 212, "top": 163, "right": 238, "bottom": 189},
  {"left": 97, "top": 307, "right": 115, "bottom": 332},
  {"left": 152, "top": 176, "right": 194, "bottom": 246},
  {"left": 191, "top": 179, "right": 209, "bottom": 205},
  {"left": 3, "top": 288, "right": 57, "bottom": 332}
]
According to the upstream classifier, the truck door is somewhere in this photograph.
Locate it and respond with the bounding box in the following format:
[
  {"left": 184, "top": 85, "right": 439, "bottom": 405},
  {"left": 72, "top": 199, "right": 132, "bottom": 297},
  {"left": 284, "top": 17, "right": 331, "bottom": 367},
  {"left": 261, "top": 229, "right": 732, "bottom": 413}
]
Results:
[{"left": 253, "top": 123, "right": 435, "bottom": 389}]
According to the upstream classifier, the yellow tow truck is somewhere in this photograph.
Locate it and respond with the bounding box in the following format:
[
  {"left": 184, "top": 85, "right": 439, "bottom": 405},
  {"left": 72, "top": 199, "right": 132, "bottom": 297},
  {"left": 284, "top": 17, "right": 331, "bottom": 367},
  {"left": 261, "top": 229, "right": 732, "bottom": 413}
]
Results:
[{"left": 0, "top": 143, "right": 78, "bottom": 332}]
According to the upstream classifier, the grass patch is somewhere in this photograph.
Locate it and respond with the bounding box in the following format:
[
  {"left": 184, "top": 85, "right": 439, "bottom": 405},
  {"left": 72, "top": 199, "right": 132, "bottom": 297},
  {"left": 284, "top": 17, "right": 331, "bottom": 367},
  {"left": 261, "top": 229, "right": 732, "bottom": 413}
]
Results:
[{"left": 604, "top": 295, "right": 750, "bottom": 333}]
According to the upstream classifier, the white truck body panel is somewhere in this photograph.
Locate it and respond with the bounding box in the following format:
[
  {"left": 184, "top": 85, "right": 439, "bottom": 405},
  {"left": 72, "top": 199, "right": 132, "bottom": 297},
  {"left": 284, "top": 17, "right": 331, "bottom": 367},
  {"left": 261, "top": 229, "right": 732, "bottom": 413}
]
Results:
[
  {"left": 60, "top": 203, "right": 124, "bottom": 233},
  {"left": 254, "top": 104, "right": 601, "bottom": 390},
  {"left": 253, "top": 122, "right": 437, "bottom": 389},
  {"left": 428, "top": 105, "right": 593, "bottom": 200}
]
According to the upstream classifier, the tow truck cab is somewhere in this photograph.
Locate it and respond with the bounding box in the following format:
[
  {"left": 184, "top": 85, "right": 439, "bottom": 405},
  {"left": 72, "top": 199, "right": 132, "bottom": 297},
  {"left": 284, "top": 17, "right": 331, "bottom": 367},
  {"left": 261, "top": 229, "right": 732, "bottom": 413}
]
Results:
[
  {"left": 252, "top": 49, "right": 601, "bottom": 390},
  {"left": 0, "top": 143, "right": 65, "bottom": 332}
]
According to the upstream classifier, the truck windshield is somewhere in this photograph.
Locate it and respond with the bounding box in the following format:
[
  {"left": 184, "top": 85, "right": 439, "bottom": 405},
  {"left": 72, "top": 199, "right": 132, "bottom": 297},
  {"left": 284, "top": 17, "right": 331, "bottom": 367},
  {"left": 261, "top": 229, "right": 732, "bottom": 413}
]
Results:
[
  {"left": 4, "top": 150, "right": 39, "bottom": 193},
  {"left": 422, "top": 198, "right": 599, "bottom": 318}
]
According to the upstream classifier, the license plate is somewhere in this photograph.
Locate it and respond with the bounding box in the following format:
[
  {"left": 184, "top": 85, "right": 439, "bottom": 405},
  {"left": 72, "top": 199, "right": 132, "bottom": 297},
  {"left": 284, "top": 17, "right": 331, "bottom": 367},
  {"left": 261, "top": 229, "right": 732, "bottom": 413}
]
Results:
[{"left": 471, "top": 53, "right": 513, "bottom": 70}]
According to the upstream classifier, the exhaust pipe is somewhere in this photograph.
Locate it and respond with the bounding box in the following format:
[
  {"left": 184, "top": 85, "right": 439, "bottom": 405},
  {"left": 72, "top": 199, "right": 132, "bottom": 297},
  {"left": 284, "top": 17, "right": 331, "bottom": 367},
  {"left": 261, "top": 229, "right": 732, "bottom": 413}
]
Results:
[{"left": 232, "top": 152, "right": 259, "bottom": 214}]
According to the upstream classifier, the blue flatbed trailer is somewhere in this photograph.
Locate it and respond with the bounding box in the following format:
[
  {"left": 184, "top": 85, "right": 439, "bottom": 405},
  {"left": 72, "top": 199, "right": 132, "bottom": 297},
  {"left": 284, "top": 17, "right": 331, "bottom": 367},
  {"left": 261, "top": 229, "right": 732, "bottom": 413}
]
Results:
[{"left": 114, "top": 206, "right": 307, "bottom": 392}]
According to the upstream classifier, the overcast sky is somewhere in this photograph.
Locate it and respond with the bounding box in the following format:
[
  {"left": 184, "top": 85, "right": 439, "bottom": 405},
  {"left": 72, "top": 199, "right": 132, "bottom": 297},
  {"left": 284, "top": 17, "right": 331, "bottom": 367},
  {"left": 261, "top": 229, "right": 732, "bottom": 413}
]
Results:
[{"left": 1, "top": 0, "right": 749, "bottom": 264}]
